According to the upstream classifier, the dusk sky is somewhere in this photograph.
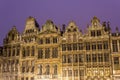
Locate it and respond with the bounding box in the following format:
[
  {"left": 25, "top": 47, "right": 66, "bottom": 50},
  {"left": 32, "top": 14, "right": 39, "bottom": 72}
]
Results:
[{"left": 0, "top": 0, "right": 120, "bottom": 45}]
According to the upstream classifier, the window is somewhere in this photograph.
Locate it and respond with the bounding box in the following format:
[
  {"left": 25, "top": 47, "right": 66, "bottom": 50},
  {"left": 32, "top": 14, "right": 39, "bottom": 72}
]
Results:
[
  {"left": 53, "top": 65, "right": 57, "bottom": 75},
  {"left": 45, "top": 48, "right": 50, "bottom": 58},
  {"left": 26, "top": 77, "right": 28, "bottom": 80},
  {"left": 52, "top": 48, "right": 58, "bottom": 58},
  {"left": 86, "top": 54, "right": 91, "bottom": 62},
  {"left": 16, "top": 47, "right": 20, "bottom": 56},
  {"left": 86, "top": 42, "right": 90, "bottom": 50},
  {"left": 39, "top": 38, "right": 43, "bottom": 44},
  {"left": 78, "top": 43, "right": 83, "bottom": 50},
  {"left": 31, "top": 46, "right": 35, "bottom": 56},
  {"left": 67, "top": 44, "right": 72, "bottom": 51},
  {"left": 104, "top": 53, "right": 109, "bottom": 62},
  {"left": 73, "top": 34, "right": 77, "bottom": 42},
  {"left": 79, "top": 54, "right": 84, "bottom": 62},
  {"left": 74, "top": 70, "right": 78, "bottom": 77},
  {"left": 68, "top": 54, "right": 72, "bottom": 63},
  {"left": 26, "top": 46, "right": 30, "bottom": 56},
  {"left": 46, "top": 38, "right": 50, "bottom": 44},
  {"left": 22, "top": 47, "right": 25, "bottom": 57},
  {"left": 62, "top": 55, "right": 66, "bottom": 63},
  {"left": 12, "top": 49, "right": 15, "bottom": 56},
  {"left": 62, "top": 44, "right": 66, "bottom": 51},
  {"left": 8, "top": 49, "right": 11, "bottom": 57},
  {"left": 114, "top": 57, "right": 119, "bottom": 64},
  {"left": 31, "top": 77, "right": 34, "bottom": 80},
  {"left": 73, "top": 54, "right": 78, "bottom": 63},
  {"left": 97, "top": 30, "right": 101, "bottom": 36},
  {"left": 73, "top": 43, "right": 77, "bottom": 50},
  {"left": 53, "top": 37, "right": 57, "bottom": 43},
  {"left": 97, "top": 42, "right": 102, "bottom": 50},
  {"left": 98, "top": 53, "right": 103, "bottom": 62},
  {"left": 112, "top": 40, "right": 118, "bottom": 52},
  {"left": 38, "top": 48, "right": 43, "bottom": 59},
  {"left": 79, "top": 70, "right": 84, "bottom": 76},
  {"left": 92, "top": 42, "right": 96, "bottom": 50},
  {"left": 45, "top": 65, "right": 50, "bottom": 75},
  {"left": 68, "top": 70, "right": 72, "bottom": 77},
  {"left": 92, "top": 54, "right": 97, "bottom": 62},
  {"left": 38, "top": 65, "right": 42, "bottom": 75},
  {"left": 103, "top": 41, "right": 108, "bottom": 49},
  {"left": 22, "top": 67, "right": 25, "bottom": 73},
  {"left": 31, "top": 66, "right": 34, "bottom": 73},
  {"left": 91, "top": 30, "right": 95, "bottom": 37},
  {"left": 62, "top": 70, "right": 66, "bottom": 77},
  {"left": 21, "top": 77, "right": 24, "bottom": 80}
]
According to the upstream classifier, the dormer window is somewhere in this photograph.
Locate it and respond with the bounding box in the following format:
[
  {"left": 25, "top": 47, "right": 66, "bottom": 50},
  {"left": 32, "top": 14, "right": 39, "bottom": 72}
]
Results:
[
  {"left": 97, "top": 30, "right": 101, "bottom": 36},
  {"left": 67, "top": 29, "right": 71, "bottom": 32},
  {"left": 73, "top": 28, "right": 77, "bottom": 32}
]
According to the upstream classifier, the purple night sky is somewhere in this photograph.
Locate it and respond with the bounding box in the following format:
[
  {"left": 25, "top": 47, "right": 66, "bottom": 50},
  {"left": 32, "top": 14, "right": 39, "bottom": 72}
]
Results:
[{"left": 0, "top": 0, "right": 120, "bottom": 45}]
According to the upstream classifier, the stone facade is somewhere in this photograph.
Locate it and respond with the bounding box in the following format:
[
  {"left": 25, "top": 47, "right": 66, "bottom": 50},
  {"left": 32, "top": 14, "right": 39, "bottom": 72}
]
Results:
[{"left": 0, "top": 16, "right": 120, "bottom": 80}]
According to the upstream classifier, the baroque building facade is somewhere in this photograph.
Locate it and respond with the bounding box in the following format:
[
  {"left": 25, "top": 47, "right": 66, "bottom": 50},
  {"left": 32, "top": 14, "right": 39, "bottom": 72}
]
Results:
[{"left": 0, "top": 16, "right": 120, "bottom": 80}]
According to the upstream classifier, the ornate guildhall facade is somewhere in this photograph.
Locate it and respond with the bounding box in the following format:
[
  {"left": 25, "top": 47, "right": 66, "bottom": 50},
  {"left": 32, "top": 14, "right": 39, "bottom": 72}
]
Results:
[{"left": 0, "top": 16, "right": 120, "bottom": 80}]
